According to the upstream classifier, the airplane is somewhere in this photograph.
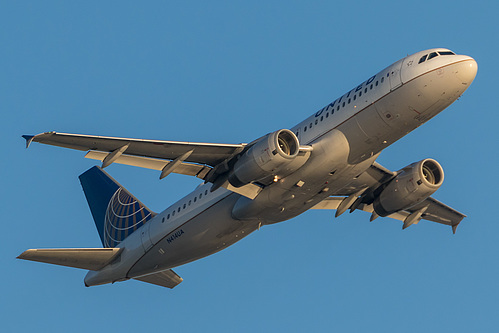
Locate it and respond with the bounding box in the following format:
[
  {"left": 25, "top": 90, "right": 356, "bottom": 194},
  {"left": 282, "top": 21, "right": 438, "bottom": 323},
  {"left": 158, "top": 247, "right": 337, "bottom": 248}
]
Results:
[{"left": 18, "top": 48, "right": 477, "bottom": 289}]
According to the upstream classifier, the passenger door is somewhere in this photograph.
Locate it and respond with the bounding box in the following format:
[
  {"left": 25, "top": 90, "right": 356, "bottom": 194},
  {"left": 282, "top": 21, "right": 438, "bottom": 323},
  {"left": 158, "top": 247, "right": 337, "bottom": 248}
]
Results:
[
  {"left": 140, "top": 222, "right": 154, "bottom": 251},
  {"left": 389, "top": 60, "right": 403, "bottom": 91}
]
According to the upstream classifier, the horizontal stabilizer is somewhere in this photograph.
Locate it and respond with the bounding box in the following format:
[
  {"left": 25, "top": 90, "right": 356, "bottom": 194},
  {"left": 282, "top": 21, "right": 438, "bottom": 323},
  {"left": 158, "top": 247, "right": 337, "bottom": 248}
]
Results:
[
  {"left": 17, "top": 248, "right": 123, "bottom": 271},
  {"left": 134, "top": 269, "right": 183, "bottom": 289}
]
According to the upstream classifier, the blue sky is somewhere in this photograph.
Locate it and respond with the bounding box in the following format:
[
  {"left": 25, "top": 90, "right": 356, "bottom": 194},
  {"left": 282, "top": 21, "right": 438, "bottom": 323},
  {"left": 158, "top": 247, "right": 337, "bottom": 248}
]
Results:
[{"left": 2, "top": 1, "right": 498, "bottom": 332}]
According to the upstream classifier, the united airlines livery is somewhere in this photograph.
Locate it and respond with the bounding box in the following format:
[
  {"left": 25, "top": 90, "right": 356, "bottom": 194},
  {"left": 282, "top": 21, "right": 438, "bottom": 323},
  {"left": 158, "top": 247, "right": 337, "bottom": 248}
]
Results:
[{"left": 18, "top": 48, "right": 477, "bottom": 289}]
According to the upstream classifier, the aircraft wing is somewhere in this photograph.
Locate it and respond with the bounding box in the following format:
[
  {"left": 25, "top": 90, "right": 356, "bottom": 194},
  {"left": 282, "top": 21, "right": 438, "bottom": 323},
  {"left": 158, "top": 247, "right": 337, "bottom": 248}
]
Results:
[
  {"left": 312, "top": 196, "right": 465, "bottom": 232},
  {"left": 312, "top": 162, "right": 466, "bottom": 233},
  {"left": 23, "top": 131, "right": 262, "bottom": 199},
  {"left": 23, "top": 131, "right": 246, "bottom": 167}
]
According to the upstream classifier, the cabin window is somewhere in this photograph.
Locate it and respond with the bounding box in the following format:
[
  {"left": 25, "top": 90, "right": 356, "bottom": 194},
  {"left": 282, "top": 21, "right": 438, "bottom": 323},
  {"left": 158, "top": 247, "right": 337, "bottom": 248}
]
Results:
[
  {"left": 375, "top": 81, "right": 378, "bottom": 86},
  {"left": 381, "top": 77, "right": 384, "bottom": 83},
  {"left": 178, "top": 207, "right": 181, "bottom": 212},
  {"left": 364, "top": 88, "right": 368, "bottom": 93},
  {"left": 194, "top": 197, "right": 197, "bottom": 202},
  {"left": 309, "top": 123, "right": 312, "bottom": 129},
  {"left": 337, "top": 105, "right": 340, "bottom": 111},
  {"left": 167, "top": 214, "right": 170, "bottom": 219},
  {"left": 162, "top": 217, "right": 165, "bottom": 223},
  {"left": 320, "top": 116, "right": 323, "bottom": 121},
  {"left": 428, "top": 52, "right": 438, "bottom": 60},
  {"left": 387, "top": 73, "right": 389, "bottom": 77},
  {"left": 183, "top": 203, "right": 186, "bottom": 209},
  {"left": 342, "top": 102, "right": 345, "bottom": 107},
  {"left": 172, "top": 210, "right": 175, "bottom": 216},
  {"left": 304, "top": 126, "right": 307, "bottom": 132},
  {"left": 348, "top": 98, "right": 351, "bottom": 104},
  {"left": 199, "top": 193, "right": 203, "bottom": 199},
  {"left": 353, "top": 95, "right": 356, "bottom": 101},
  {"left": 359, "top": 91, "right": 362, "bottom": 97},
  {"left": 188, "top": 200, "right": 191, "bottom": 206},
  {"left": 205, "top": 190, "right": 208, "bottom": 195},
  {"left": 315, "top": 119, "right": 318, "bottom": 125},
  {"left": 326, "top": 112, "right": 329, "bottom": 118},
  {"left": 370, "top": 84, "right": 373, "bottom": 90}
]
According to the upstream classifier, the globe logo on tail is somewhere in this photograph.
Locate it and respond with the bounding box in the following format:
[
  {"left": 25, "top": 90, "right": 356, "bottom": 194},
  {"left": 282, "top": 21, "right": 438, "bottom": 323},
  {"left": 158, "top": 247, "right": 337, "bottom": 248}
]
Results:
[{"left": 104, "top": 188, "right": 153, "bottom": 247}]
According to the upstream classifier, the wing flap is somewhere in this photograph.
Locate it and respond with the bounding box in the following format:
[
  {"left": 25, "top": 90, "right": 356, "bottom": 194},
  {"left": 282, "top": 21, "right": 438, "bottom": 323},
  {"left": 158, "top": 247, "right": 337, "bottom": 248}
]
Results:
[
  {"left": 311, "top": 197, "right": 343, "bottom": 210},
  {"left": 85, "top": 151, "right": 211, "bottom": 178},
  {"left": 134, "top": 269, "right": 183, "bottom": 289},
  {"left": 17, "top": 248, "right": 123, "bottom": 270}
]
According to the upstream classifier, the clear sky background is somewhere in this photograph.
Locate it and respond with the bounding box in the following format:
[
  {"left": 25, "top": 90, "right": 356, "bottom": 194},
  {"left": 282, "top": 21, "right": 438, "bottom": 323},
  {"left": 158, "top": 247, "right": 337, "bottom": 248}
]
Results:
[{"left": 2, "top": 1, "right": 497, "bottom": 332}]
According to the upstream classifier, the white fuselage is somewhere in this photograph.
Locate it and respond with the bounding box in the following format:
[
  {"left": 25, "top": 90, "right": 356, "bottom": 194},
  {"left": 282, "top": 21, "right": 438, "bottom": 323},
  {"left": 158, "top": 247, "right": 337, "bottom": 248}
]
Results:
[{"left": 85, "top": 49, "right": 477, "bottom": 286}]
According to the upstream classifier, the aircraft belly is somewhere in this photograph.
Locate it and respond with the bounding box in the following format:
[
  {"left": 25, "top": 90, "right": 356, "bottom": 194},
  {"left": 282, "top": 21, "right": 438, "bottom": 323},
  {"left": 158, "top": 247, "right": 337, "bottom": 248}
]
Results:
[{"left": 127, "top": 194, "right": 259, "bottom": 278}]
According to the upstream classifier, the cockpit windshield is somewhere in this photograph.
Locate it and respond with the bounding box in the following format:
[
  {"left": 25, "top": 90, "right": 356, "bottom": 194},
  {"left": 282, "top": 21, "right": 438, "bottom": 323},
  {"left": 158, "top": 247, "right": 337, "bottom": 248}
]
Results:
[{"left": 418, "top": 50, "right": 456, "bottom": 64}]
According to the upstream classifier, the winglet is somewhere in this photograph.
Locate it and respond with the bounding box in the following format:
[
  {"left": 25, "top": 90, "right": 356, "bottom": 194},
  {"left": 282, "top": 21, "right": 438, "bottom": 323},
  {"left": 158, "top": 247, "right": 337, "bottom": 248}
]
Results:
[
  {"left": 22, "top": 135, "right": 35, "bottom": 149},
  {"left": 452, "top": 224, "right": 459, "bottom": 234}
]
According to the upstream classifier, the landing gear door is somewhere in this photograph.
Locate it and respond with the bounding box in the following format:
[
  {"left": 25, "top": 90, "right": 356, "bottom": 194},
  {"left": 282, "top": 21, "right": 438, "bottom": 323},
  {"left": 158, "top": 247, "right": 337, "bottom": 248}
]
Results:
[
  {"left": 140, "top": 223, "right": 153, "bottom": 251},
  {"left": 389, "top": 60, "right": 403, "bottom": 91}
]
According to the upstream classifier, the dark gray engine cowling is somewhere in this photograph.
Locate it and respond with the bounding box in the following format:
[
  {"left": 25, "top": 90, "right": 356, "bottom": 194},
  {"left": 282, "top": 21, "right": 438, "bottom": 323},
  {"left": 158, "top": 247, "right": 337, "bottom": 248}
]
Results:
[
  {"left": 373, "top": 159, "right": 444, "bottom": 216},
  {"left": 228, "top": 129, "right": 309, "bottom": 187}
]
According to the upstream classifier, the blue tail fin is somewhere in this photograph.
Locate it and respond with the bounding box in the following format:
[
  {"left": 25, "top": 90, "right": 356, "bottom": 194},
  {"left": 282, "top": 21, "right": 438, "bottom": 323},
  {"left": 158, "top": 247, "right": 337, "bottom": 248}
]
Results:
[{"left": 79, "top": 166, "right": 156, "bottom": 247}]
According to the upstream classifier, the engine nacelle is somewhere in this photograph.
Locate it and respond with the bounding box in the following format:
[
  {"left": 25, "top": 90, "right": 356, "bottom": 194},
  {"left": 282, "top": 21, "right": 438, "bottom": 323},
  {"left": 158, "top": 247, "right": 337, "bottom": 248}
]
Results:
[
  {"left": 373, "top": 159, "right": 444, "bottom": 216},
  {"left": 228, "top": 129, "right": 309, "bottom": 187}
]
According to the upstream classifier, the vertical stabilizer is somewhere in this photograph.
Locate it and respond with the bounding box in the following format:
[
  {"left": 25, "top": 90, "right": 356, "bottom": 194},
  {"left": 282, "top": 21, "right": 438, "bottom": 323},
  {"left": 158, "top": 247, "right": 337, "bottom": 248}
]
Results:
[{"left": 79, "top": 166, "right": 156, "bottom": 247}]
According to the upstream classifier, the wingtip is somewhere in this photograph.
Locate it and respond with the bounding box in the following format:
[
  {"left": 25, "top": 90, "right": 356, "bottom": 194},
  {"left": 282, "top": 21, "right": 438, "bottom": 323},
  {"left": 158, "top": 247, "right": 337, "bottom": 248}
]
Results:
[
  {"left": 17, "top": 249, "right": 32, "bottom": 259},
  {"left": 452, "top": 224, "right": 458, "bottom": 234},
  {"left": 22, "top": 135, "right": 35, "bottom": 149}
]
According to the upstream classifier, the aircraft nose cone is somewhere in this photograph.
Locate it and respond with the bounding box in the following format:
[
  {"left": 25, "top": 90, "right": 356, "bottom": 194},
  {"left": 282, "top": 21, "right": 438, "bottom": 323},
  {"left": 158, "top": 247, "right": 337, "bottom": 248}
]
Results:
[{"left": 456, "top": 57, "right": 478, "bottom": 85}]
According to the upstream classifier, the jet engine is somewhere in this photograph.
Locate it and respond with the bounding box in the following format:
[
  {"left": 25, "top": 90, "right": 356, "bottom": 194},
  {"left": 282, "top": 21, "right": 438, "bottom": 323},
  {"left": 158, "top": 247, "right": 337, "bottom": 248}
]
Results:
[
  {"left": 373, "top": 159, "right": 444, "bottom": 216},
  {"left": 228, "top": 129, "right": 309, "bottom": 187}
]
